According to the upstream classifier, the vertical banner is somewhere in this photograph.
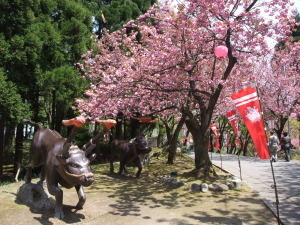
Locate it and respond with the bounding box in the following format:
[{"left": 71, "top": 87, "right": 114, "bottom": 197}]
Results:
[
  {"left": 231, "top": 86, "right": 269, "bottom": 159},
  {"left": 226, "top": 110, "right": 240, "bottom": 146},
  {"left": 210, "top": 124, "right": 220, "bottom": 150},
  {"left": 226, "top": 110, "right": 240, "bottom": 136}
]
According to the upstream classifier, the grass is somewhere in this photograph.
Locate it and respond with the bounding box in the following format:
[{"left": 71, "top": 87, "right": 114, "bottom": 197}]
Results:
[{"left": 92, "top": 147, "right": 232, "bottom": 191}]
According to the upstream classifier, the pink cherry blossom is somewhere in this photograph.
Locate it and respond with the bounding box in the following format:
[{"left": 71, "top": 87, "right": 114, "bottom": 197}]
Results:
[{"left": 75, "top": 0, "right": 297, "bottom": 170}]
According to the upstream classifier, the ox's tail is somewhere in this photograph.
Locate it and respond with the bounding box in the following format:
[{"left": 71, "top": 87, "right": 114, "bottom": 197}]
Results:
[{"left": 22, "top": 119, "right": 43, "bottom": 131}]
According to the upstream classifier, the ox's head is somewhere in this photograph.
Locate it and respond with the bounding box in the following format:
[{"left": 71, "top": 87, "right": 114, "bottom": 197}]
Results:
[
  {"left": 56, "top": 145, "right": 96, "bottom": 187},
  {"left": 133, "top": 134, "right": 152, "bottom": 154}
]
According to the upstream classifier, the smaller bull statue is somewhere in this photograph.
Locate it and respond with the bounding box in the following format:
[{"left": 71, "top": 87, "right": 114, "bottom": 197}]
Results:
[
  {"left": 110, "top": 134, "right": 152, "bottom": 178},
  {"left": 23, "top": 116, "right": 107, "bottom": 219}
]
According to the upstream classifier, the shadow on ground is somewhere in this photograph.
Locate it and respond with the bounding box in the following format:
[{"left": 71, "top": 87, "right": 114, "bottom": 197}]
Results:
[{"left": 0, "top": 154, "right": 278, "bottom": 225}]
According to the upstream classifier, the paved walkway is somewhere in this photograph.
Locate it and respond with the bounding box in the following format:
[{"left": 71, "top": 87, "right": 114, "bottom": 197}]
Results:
[{"left": 209, "top": 153, "right": 300, "bottom": 225}]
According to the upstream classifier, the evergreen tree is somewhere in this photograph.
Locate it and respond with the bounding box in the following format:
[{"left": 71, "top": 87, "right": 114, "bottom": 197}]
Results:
[
  {"left": 90, "top": 0, "right": 156, "bottom": 34},
  {"left": 0, "top": 69, "right": 29, "bottom": 178},
  {"left": 0, "top": 0, "right": 93, "bottom": 178}
]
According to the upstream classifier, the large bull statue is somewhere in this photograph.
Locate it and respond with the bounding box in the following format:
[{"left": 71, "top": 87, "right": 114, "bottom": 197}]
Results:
[
  {"left": 110, "top": 134, "right": 152, "bottom": 178},
  {"left": 23, "top": 116, "right": 105, "bottom": 219}
]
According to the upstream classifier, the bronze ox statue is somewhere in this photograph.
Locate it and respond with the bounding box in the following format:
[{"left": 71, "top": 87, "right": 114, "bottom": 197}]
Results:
[
  {"left": 23, "top": 117, "right": 107, "bottom": 219},
  {"left": 110, "top": 134, "right": 152, "bottom": 178}
]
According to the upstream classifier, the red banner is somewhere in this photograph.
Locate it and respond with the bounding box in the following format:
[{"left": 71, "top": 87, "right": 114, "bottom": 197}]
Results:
[
  {"left": 210, "top": 124, "right": 220, "bottom": 150},
  {"left": 226, "top": 110, "right": 240, "bottom": 136},
  {"left": 231, "top": 87, "right": 269, "bottom": 159}
]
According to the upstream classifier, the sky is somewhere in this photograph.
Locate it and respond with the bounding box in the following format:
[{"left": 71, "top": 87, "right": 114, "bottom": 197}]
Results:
[
  {"left": 294, "top": 0, "right": 300, "bottom": 11},
  {"left": 158, "top": 0, "right": 300, "bottom": 48},
  {"left": 159, "top": 0, "right": 300, "bottom": 13}
]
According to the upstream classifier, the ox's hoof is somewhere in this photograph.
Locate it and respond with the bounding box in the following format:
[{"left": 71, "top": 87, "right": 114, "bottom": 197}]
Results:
[
  {"left": 135, "top": 173, "right": 141, "bottom": 178},
  {"left": 76, "top": 202, "right": 84, "bottom": 210},
  {"left": 54, "top": 211, "right": 65, "bottom": 219}
]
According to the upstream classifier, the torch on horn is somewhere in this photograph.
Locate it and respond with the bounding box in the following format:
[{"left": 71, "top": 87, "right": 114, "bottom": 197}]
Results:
[
  {"left": 62, "top": 116, "right": 86, "bottom": 157},
  {"left": 82, "top": 119, "right": 117, "bottom": 155}
]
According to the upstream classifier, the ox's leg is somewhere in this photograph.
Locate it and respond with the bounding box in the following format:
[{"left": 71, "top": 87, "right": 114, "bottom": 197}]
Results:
[
  {"left": 75, "top": 185, "right": 86, "bottom": 209},
  {"left": 110, "top": 157, "right": 114, "bottom": 173},
  {"left": 47, "top": 182, "right": 64, "bottom": 219},
  {"left": 124, "top": 166, "right": 130, "bottom": 174},
  {"left": 25, "top": 166, "right": 32, "bottom": 183},
  {"left": 118, "top": 159, "right": 126, "bottom": 175},
  {"left": 37, "top": 166, "right": 46, "bottom": 189},
  {"left": 135, "top": 157, "right": 143, "bottom": 178}
]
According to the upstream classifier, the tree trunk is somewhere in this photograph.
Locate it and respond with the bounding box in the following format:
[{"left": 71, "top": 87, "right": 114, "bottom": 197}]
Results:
[
  {"left": 276, "top": 116, "right": 287, "bottom": 139},
  {"left": 209, "top": 130, "right": 214, "bottom": 152},
  {"left": 4, "top": 124, "right": 14, "bottom": 163},
  {"left": 116, "top": 113, "right": 123, "bottom": 140},
  {"left": 55, "top": 102, "right": 67, "bottom": 134},
  {"left": 130, "top": 118, "right": 140, "bottom": 138},
  {"left": 185, "top": 116, "right": 215, "bottom": 177},
  {"left": 183, "top": 130, "right": 190, "bottom": 146},
  {"left": 51, "top": 90, "right": 56, "bottom": 130},
  {"left": 241, "top": 132, "right": 250, "bottom": 156},
  {"left": 123, "top": 118, "right": 127, "bottom": 140},
  {"left": 32, "top": 91, "right": 40, "bottom": 132},
  {"left": 14, "top": 124, "right": 24, "bottom": 175},
  {"left": 0, "top": 120, "right": 4, "bottom": 179},
  {"left": 157, "top": 124, "right": 164, "bottom": 147},
  {"left": 166, "top": 117, "right": 185, "bottom": 164},
  {"left": 192, "top": 132, "right": 212, "bottom": 170},
  {"left": 167, "top": 137, "right": 177, "bottom": 164}
]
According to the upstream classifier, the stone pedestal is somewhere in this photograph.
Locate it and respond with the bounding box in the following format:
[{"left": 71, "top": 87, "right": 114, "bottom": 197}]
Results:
[{"left": 16, "top": 183, "right": 55, "bottom": 213}]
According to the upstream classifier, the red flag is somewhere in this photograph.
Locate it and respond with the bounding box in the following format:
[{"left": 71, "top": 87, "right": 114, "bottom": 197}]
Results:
[
  {"left": 210, "top": 124, "right": 220, "bottom": 150},
  {"left": 231, "top": 86, "right": 269, "bottom": 159},
  {"left": 226, "top": 110, "right": 239, "bottom": 136}
]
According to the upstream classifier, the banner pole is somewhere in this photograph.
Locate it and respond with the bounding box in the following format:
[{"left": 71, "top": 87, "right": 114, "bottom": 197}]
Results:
[
  {"left": 237, "top": 154, "right": 242, "bottom": 181},
  {"left": 219, "top": 150, "right": 222, "bottom": 169},
  {"left": 270, "top": 160, "right": 280, "bottom": 225},
  {"left": 256, "top": 85, "right": 280, "bottom": 224}
]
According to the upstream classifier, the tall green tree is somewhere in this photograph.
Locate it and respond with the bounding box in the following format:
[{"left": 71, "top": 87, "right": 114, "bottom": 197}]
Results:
[
  {"left": 0, "top": 69, "right": 30, "bottom": 178},
  {"left": 89, "top": 0, "right": 156, "bottom": 35},
  {"left": 0, "top": 0, "right": 93, "bottom": 176},
  {"left": 0, "top": 0, "right": 93, "bottom": 126},
  {"left": 38, "top": 66, "right": 89, "bottom": 131}
]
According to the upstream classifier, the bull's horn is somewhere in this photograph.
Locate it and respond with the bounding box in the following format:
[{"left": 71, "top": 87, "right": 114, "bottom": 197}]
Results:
[
  {"left": 62, "top": 143, "right": 71, "bottom": 157},
  {"left": 83, "top": 139, "right": 96, "bottom": 155},
  {"left": 82, "top": 119, "right": 116, "bottom": 154},
  {"left": 62, "top": 126, "right": 80, "bottom": 157},
  {"left": 82, "top": 128, "right": 107, "bottom": 155}
]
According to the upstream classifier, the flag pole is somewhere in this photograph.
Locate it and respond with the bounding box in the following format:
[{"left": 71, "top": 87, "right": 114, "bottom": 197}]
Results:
[
  {"left": 237, "top": 153, "right": 242, "bottom": 181},
  {"left": 255, "top": 84, "right": 280, "bottom": 225},
  {"left": 232, "top": 83, "right": 243, "bottom": 181},
  {"left": 237, "top": 129, "right": 242, "bottom": 181},
  {"left": 270, "top": 160, "right": 281, "bottom": 225},
  {"left": 219, "top": 148, "right": 222, "bottom": 169}
]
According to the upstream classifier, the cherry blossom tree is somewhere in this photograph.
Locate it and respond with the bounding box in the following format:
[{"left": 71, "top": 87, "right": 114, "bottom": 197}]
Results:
[
  {"left": 76, "top": 0, "right": 296, "bottom": 174},
  {"left": 256, "top": 41, "right": 300, "bottom": 138}
]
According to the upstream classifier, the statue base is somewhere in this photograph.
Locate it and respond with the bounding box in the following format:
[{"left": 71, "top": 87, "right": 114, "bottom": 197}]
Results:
[{"left": 16, "top": 183, "right": 55, "bottom": 213}]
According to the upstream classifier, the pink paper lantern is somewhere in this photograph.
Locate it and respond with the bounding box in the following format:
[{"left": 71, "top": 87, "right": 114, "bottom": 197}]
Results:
[{"left": 214, "top": 45, "right": 228, "bottom": 58}]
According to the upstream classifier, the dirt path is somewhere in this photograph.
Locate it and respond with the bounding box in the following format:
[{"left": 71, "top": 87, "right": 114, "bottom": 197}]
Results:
[{"left": 0, "top": 156, "right": 278, "bottom": 225}]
